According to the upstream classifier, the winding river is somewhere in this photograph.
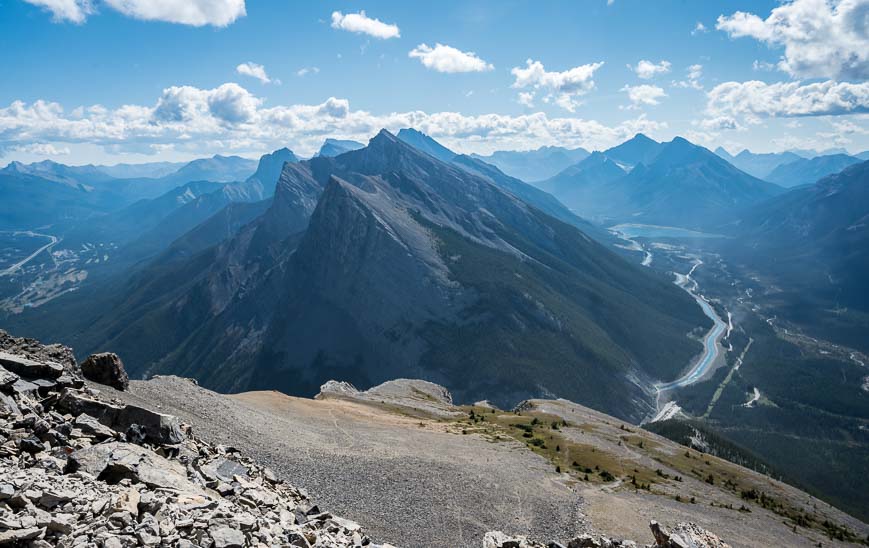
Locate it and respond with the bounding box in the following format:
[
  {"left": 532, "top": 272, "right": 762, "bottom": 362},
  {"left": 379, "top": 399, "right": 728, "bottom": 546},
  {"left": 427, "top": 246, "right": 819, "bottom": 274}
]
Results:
[
  {"left": 657, "top": 259, "right": 728, "bottom": 392},
  {"left": 608, "top": 225, "right": 730, "bottom": 415}
]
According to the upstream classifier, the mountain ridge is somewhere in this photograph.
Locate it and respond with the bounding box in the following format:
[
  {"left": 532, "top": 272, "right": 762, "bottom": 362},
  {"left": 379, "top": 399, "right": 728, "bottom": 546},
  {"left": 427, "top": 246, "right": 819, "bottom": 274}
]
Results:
[{"left": 13, "top": 130, "right": 708, "bottom": 422}]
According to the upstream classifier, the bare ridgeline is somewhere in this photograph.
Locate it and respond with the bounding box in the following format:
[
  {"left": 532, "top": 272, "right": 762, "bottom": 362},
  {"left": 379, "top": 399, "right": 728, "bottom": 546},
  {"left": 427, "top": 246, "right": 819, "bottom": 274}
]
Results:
[{"left": 0, "top": 329, "right": 847, "bottom": 547}]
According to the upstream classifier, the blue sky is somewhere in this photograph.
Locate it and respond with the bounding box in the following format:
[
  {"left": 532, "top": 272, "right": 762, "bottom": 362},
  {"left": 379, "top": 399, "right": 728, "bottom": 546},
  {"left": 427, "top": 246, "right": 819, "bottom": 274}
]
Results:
[{"left": 2, "top": 0, "right": 867, "bottom": 164}]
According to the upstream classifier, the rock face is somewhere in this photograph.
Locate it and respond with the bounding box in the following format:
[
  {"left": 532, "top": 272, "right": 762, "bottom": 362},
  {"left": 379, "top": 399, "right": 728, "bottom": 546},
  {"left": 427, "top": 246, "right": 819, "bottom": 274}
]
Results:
[
  {"left": 0, "top": 330, "right": 394, "bottom": 547},
  {"left": 484, "top": 521, "right": 730, "bottom": 548},
  {"left": 79, "top": 352, "right": 130, "bottom": 391}
]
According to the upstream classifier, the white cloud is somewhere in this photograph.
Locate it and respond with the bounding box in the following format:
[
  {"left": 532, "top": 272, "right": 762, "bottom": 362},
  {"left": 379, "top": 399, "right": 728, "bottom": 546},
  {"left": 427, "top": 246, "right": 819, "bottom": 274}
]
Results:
[
  {"left": 23, "top": 0, "right": 92, "bottom": 23},
  {"left": 831, "top": 116, "right": 869, "bottom": 135},
  {"left": 24, "top": 0, "right": 245, "bottom": 26},
  {"left": 691, "top": 22, "right": 708, "bottom": 35},
  {"left": 153, "top": 82, "right": 261, "bottom": 125},
  {"left": 236, "top": 62, "right": 276, "bottom": 85},
  {"left": 771, "top": 130, "right": 855, "bottom": 151},
  {"left": 698, "top": 116, "right": 743, "bottom": 131},
  {"left": 706, "top": 80, "right": 869, "bottom": 122},
  {"left": 716, "top": 0, "right": 869, "bottom": 80},
  {"left": 330, "top": 10, "right": 399, "bottom": 39},
  {"left": 510, "top": 59, "right": 604, "bottom": 112},
  {"left": 517, "top": 92, "right": 535, "bottom": 108},
  {"left": 621, "top": 84, "right": 667, "bottom": 108},
  {"left": 0, "top": 84, "right": 669, "bottom": 159},
  {"left": 296, "top": 67, "right": 320, "bottom": 77},
  {"left": 408, "top": 43, "right": 493, "bottom": 73},
  {"left": 8, "top": 143, "right": 71, "bottom": 156},
  {"left": 629, "top": 59, "right": 671, "bottom": 79},
  {"left": 752, "top": 60, "right": 776, "bottom": 72},
  {"left": 673, "top": 64, "right": 703, "bottom": 90}
]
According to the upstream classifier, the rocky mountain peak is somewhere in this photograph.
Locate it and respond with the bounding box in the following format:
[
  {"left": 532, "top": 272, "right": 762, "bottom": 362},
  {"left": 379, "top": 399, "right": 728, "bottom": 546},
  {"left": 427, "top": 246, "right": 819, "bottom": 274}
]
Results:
[{"left": 396, "top": 127, "right": 457, "bottom": 162}]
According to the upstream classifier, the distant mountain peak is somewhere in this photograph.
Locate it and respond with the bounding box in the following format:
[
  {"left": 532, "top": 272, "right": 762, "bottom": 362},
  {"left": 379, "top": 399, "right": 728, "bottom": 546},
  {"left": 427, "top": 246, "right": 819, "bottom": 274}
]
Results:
[
  {"left": 603, "top": 133, "right": 663, "bottom": 169},
  {"left": 317, "top": 138, "right": 365, "bottom": 158},
  {"left": 396, "top": 127, "right": 424, "bottom": 138},
  {"left": 247, "top": 147, "right": 299, "bottom": 188},
  {"left": 373, "top": 127, "right": 400, "bottom": 142},
  {"left": 714, "top": 146, "right": 734, "bottom": 160},
  {"left": 395, "top": 128, "right": 457, "bottom": 162}
]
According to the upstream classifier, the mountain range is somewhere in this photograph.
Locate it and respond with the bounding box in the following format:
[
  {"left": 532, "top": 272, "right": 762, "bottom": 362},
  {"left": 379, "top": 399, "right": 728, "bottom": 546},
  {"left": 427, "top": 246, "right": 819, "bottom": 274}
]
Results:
[
  {"left": 0, "top": 154, "right": 259, "bottom": 231},
  {"left": 539, "top": 135, "right": 783, "bottom": 227},
  {"left": 10, "top": 130, "right": 708, "bottom": 422},
  {"left": 764, "top": 153, "right": 862, "bottom": 188},
  {"left": 470, "top": 145, "right": 590, "bottom": 182},
  {"left": 726, "top": 160, "right": 869, "bottom": 352},
  {"left": 4, "top": 129, "right": 868, "bottom": 526},
  {"left": 713, "top": 148, "right": 803, "bottom": 180}
]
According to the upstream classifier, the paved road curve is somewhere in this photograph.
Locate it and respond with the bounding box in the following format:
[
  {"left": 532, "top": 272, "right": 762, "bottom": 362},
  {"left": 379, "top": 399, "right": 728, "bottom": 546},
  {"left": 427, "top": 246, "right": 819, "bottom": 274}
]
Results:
[{"left": 0, "top": 231, "right": 59, "bottom": 277}]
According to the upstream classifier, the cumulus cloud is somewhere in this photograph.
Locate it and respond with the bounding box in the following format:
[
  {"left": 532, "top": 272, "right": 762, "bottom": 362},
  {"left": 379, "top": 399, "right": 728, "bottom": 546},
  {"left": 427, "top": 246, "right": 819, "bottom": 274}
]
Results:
[
  {"left": 691, "top": 22, "right": 708, "bottom": 35},
  {"left": 629, "top": 59, "right": 671, "bottom": 79},
  {"left": 8, "top": 143, "right": 71, "bottom": 156},
  {"left": 330, "top": 10, "right": 399, "bottom": 39},
  {"left": 105, "top": 0, "right": 245, "bottom": 26},
  {"left": 716, "top": 0, "right": 869, "bottom": 80},
  {"left": 706, "top": 80, "right": 869, "bottom": 122},
  {"left": 408, "top": 43, "right": 493, "bottom": 73},
  {"left": 831, "top": 116, "right": 869, "bottom": 134},
  {"left": 698, "top": 116, "right": 743, "bottom": 132},
  {"left": 236, "top": 62, "right": 276, "bottom": 84},
  {"left": 511, "top": 59, "right": 604, "bottom": 112},
  {"left": 24, "top": 0, "right": 245, "bottom": 26},
  {"left": 517, "top": 92, "right": 535, "bottom": 108},
  {"left": 0, "top": 84, "right": 669, "bottom": 159},
  {"left": 673, "top": 64, "right": 704, "bottom": 90},
  {"left": 23, "top": 0, "right": 92, "bottom": 23},
  {"left": 153, "top": 83, "right": 261, "bottom": 125},
  {"left": 621, "top": 84, "right": 667, "bottom": 108}
]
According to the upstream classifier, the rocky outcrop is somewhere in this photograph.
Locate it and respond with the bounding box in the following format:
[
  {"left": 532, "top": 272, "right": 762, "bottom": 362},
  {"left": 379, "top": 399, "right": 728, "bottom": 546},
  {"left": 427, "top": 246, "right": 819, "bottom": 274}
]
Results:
[
  {"left": 0, "top": 331, "right": 394, "bottom": 547},
  {"left": 79, "top": 353, "right": 129, "bottom": 391},
  {"left": 0, "top": 331, "right": 77, "bottom": 372},
  {"left": 316, "top": 378, "right": 463, "bottom": 418},
  {"left": 484, "top": 521, "right": 730, "bottom": 548}
]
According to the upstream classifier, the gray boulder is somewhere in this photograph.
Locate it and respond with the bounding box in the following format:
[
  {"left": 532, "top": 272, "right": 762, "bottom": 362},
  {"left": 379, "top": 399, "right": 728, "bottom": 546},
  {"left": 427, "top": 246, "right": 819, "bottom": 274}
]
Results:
[
  {"left": 58, "top": 391, "right": 184, "bottom": 445},
  {"left": 67, "top": 441, "right": 199, "bottom": 493}
]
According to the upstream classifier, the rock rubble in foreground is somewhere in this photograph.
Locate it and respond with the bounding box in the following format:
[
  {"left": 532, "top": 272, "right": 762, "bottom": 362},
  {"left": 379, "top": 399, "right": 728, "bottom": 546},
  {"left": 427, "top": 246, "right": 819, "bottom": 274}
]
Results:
[{"left": 0, "top": 330, "right": 395, "bottom": 548}]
